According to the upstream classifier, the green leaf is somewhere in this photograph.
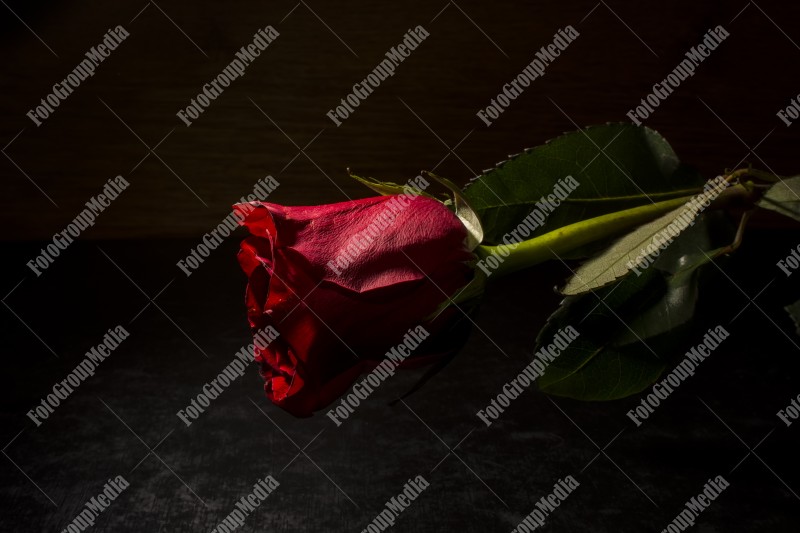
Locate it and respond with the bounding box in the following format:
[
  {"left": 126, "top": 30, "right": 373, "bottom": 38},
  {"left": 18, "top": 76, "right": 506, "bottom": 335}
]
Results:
[
  {"left": 536, "top": 268, "right": 667, "bottom": 400},
  {"left": 560, "top": 204, "right": 686, "bottom": 295},
  {"left": 562, "top": 177, "right": 732, "bottom": 295},
  {"left": 463, "top": 123, "right": 703, "bottom": 244},
  {"left": 537, "top": 212, "right": 734, "bottom": 401},
  {"left": 614, "top": 212, "right": 731, "bottom": 345},
  {"left": 758, "top": 175, "right": 800, "bottom": 223},
  {"left": 426, "top": 172, "right": 484, "bottom": 250},
  {"left": 348, "top": 171, "right": 435, "bottom": 198}
]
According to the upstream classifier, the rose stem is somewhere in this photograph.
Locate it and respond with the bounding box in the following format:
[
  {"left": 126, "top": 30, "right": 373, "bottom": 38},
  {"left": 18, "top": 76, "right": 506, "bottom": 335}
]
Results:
[{"left": 475, "top": 195, "right": 695, "bottom": 277}]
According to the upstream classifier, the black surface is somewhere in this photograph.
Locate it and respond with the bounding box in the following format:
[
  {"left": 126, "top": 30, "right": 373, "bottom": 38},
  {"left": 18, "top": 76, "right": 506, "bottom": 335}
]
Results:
[{"left": 1, "top": 234, "right": 799, "bottom": 531}]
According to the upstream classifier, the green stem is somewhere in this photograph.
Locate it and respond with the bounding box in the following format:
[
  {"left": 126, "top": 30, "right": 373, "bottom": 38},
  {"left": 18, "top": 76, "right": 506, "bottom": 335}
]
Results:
[
  {"left": 475, "top": 168, "right": 777, "bottom": 278},
  {"left": 477, "top": 195, "right": 694, "bottom": 277}
]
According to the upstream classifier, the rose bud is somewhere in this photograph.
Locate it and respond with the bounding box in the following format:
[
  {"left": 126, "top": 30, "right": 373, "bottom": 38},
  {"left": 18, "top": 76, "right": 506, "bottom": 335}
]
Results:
[{"left": 235, "top": 186, "right": 480, "bottom": 417}]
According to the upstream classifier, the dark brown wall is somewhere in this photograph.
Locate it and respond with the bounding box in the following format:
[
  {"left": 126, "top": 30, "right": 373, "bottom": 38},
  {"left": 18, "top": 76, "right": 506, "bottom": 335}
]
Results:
[{"left": 1, "top": 0, "right": 798, "bottom": 240}]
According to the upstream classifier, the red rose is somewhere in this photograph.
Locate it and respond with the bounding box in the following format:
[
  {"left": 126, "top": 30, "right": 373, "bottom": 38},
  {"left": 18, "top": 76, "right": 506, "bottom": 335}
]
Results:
[{"left": 234, "top": 193, "right": 475, "bottom": 417}]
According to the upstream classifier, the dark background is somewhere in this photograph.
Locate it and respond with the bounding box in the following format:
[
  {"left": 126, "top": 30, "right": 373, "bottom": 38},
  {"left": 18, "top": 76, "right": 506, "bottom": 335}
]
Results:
[{"left": 1, "top": 1, "right": 799, "bottom": 531}]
